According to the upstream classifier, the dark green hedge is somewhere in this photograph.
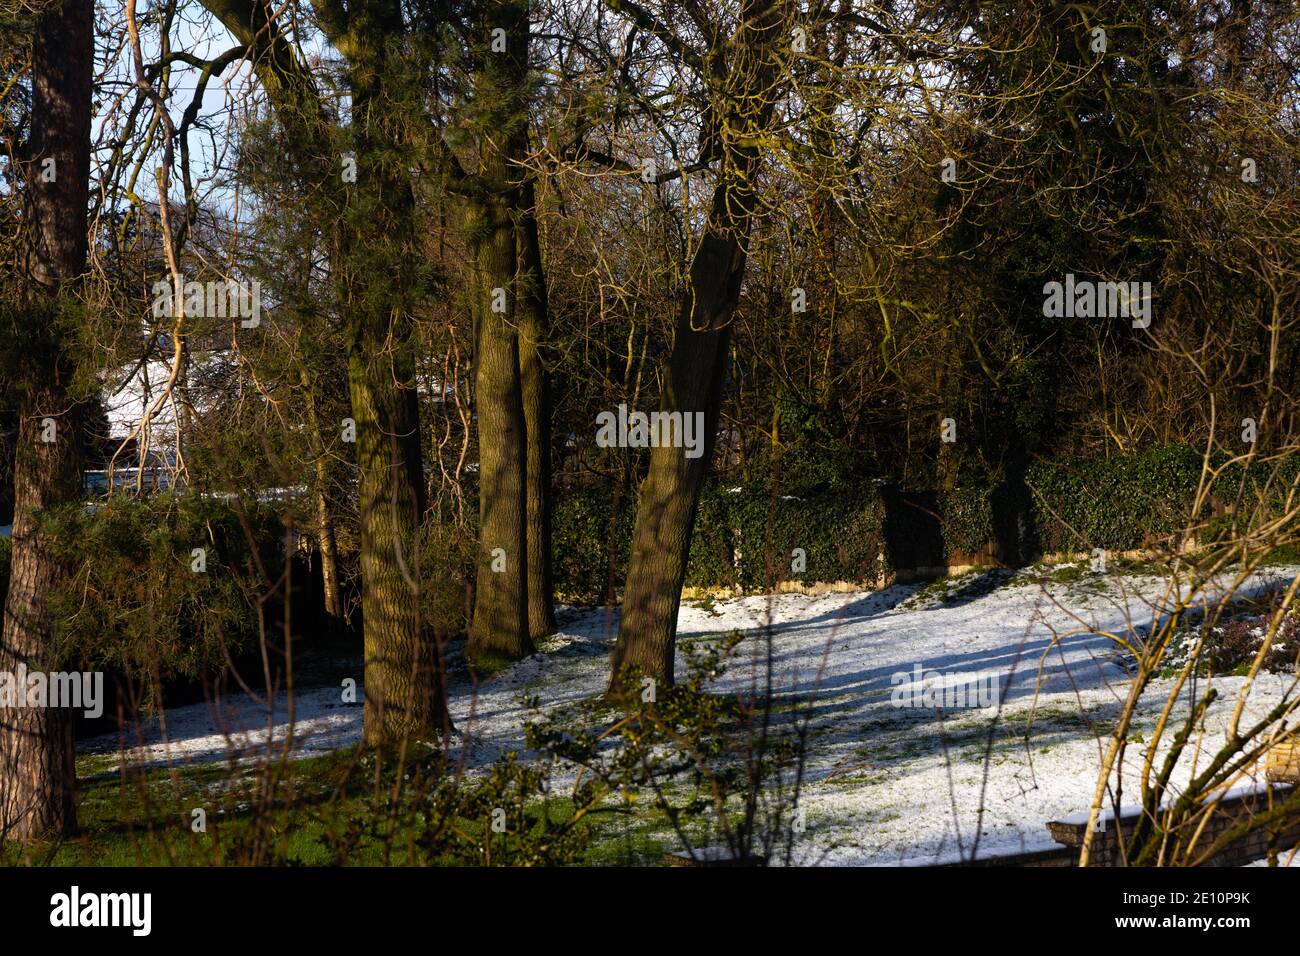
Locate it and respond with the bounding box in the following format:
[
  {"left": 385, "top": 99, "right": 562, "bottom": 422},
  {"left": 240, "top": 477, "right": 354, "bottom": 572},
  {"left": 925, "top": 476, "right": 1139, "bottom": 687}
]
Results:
[
  {"left": 1028, "top": 443, "right": 1300, "bottom": 554},
  {"left": 552, "top": 443, "right": 1297, "bottom": 598},
  {"left": 1027, "top": 444, "right": 1205, "bottom": 553},
  {"left": 938, "top": 482, "right": 997, "bottom": 558},
  {"left": 551, "top": 484, "right": 635, "bottom": 603},
  {"left": 687, "top": 485, "right": 888, "bottom": 590},
  {"left": 1213, "top": 453, "right": 1300, "bottom": 516},
  {"left": 553, "top": 481, "right": 887, "bottom": 599}
]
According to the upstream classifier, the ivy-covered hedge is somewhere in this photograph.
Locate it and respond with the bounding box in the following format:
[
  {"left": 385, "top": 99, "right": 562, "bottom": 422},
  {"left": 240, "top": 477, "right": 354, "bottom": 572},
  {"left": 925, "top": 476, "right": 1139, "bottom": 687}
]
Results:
[
  {"left": 553, "top": 481, "right": 888, "bottom": 599},
  {"left": 551, "top": 484, "right": 636, "bottom": 603},
  {"left": 938, "top": 482, "right": 997, "bottom": 558},
  {"left": 688, "top": 485, "right": 889, "bottom": 590},
  {"left": 552, "top": 442, "right": 1299, "bottom": 598},
  {"left": 1026, "top": 444, "right": 1206, "bottom": 553},
  {"left": 1029, "top": 443, "right": 1300, "bottom": 555},
  {"left": 1214, "top": 453, "right": 1300, "bottom": 515}
]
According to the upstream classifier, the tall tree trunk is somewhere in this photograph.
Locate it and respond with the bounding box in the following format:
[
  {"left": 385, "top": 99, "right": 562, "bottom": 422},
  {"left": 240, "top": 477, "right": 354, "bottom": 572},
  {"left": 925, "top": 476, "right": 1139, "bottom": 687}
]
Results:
[
  {"left": 517, "top": 175, "right": 555, "bottom": 640},
  {"left": 1, "top": 0, "right": 94, "bottom": 842},
  {"left": 345, "top": 4, "right": 451, "bottom": 742},
  {"left": 607, "top": 0, "right": 785, "bottom": 697},
  {"left": 198, "top": 0, "right": 454, "bottom": 743},
  {"left": 605, "top": 220, "right": 740, "bottom": 696},
  {"left": 466, "top": 2, "right": 534, "bottom": 664},
  {"left": 467, "top": 192, "right": 532, "bottom": 664},
  {"left": 350, "top": 350, "right": 448, "bottom": 743},
  {"left": 342, "top": 263, "right": 451, "bottom": 743}
]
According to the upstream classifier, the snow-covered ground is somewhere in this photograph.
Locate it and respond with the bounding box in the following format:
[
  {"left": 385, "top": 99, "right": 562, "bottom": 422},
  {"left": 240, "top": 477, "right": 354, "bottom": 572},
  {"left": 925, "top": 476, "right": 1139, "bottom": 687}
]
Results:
[{"left": 79, "top": 565, "right": 1300, "bottom": 864}]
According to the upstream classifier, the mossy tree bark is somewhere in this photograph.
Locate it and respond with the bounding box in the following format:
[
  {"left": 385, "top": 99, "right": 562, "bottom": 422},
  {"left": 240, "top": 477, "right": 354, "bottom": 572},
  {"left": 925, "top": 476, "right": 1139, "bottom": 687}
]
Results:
[
  {"left": 466, "top": 196, "right": 531, "bottom": 664},
  {"left": 349, "top": 346, "right": 448, "bottom": 743},
  {"left": 465, "top": 1, "right": 539, "bottom": 663},
  {"left": 343, "top": 2, "right": 452, "bottom": 743},
  {"left": 605, "top": 210, "right": 740, "bottom": 697},
  {"left": 200, "top": 0, "right": 452, "bottom": 743},
  {"left": 607, "top": 0, "right": 786, "bottom": 698},
  {"left": 517, "top": 175, "right": 556, "bottom": 640},
  {"left": 0, "top": 0, "right": 94, "bottom": 842}
]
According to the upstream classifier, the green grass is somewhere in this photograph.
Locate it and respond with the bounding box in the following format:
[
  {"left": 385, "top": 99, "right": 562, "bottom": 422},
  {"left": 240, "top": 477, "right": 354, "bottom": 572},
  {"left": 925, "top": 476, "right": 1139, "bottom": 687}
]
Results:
[
  {"left": 688, "top": 593, "right": 723, "bottom": 616},
  {"left": 465, "top": 651, "right": 524, "bottom": 678},
  {"left": 3, "top": 746, "right": 729, "bottom": 867},
  {"left": 819, "top": 772, "right": 886, "bottom": 789}
]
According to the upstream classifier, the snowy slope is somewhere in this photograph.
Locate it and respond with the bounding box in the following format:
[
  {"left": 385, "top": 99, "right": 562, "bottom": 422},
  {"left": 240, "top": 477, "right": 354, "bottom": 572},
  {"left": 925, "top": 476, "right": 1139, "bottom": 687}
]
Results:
[{"left": 79, "top": 565, "right": 1300, "bottom": 864}]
